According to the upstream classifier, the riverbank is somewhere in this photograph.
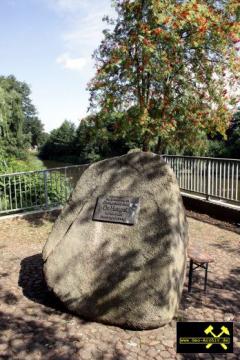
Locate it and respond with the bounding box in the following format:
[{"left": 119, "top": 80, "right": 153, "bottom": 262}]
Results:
[
  {"left": 40, "top": 158, "right": 75, "bottom": 169},
  {"left": 0, "top": 152, "right": 44, "bottom": 175},
  {"left": 27, "top": 153, "right": 79, "bottom": 171},
  {"left": 0, "top": 152, "right": 75, "bottom": 175},
  {"left": 25, "top": 152, "right": 46, "bottom": 169}
]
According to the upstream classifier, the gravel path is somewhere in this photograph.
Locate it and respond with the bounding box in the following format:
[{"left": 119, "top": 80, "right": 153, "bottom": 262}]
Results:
[{"left": 0, "top": 215, "right": 239, "bottom": 359}]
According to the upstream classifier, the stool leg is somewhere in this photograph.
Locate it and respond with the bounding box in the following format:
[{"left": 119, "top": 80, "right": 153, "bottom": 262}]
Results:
[
  {"left": 188, "top": 259, "right": 193, "bottom": 292},
  {"left": 204, "top": 262, "right": 209, "bottom": 292}
]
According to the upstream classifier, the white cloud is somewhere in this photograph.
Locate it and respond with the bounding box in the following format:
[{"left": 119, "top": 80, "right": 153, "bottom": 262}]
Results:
[
  {"left": 45, "top": 0, "right": 115, "bottom": 124},
  {"left": 63, "top": 11, "right": 109, "bottom": 49},
  {"left": 56, "top": 53, "right": 87, "bottom": 71},
  {"left": 50, "top": 0, "right": 115, "bottom": 76},
  {"left": 48, "top": 0, "right": 115, "bottom": 47}
]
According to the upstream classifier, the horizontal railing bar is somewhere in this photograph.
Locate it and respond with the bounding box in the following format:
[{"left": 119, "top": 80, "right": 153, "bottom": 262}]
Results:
[
  {"left": 0, "top": 199, "right": 66, "bottom": 215},
  {"left": 162, "top": 155, "right": 240, "bottom": 162},
  {"left": 180, "top": 190, "right": 240, "bottom": 204},
  {"left": 0, "top": 164, "right": 89, "bottom": 178},
  {"left": 161, "top": 155, "right": 240, "bottom": 205},
  {"left": 0, "top": 205, "right": 44, "bottom": 214},
  {"left": 1, "top": 158, "right": 240, "bottom": 218}
]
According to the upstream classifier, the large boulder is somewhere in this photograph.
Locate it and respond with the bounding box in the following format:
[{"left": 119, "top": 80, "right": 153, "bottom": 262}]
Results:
[{"left": 43, "top": 151, "right": 188, "bottom": 329}]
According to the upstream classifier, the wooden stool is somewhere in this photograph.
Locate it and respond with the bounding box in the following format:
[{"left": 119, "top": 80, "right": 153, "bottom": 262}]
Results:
[{"left": 187, "top": 247, "right": 214, "bottom": 292}]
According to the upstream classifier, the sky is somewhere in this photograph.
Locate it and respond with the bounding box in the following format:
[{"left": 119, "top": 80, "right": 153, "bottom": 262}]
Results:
[{"left": 0, "top": 0, "right": 115, "bottom": 132}]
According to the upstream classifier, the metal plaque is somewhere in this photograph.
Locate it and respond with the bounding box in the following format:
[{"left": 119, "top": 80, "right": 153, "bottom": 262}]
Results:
[{"left": 93, "top": 196, "right": 140, "bottom": 225}]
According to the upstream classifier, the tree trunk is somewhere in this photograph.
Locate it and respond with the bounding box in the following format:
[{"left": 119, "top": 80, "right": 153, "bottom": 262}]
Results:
[
  {"left": 155, "top": 136, "right": 165, "bottom": 154},
  {"left": 142, "top": 136, "right": 150, "bottom": 152}
]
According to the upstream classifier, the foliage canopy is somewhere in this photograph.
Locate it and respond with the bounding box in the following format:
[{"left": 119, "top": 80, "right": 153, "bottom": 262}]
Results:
[
  {"left": 0, "top": 75, "right": 45, "bottom": 157},
  {"left": 88, "top": 0, "right": 240, "bottom": 152}
]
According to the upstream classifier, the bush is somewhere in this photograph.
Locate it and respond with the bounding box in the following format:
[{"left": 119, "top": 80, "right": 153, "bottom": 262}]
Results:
[
  {"left": 206, "top": 140, "right": 229, "bottom": 158},
  {"left": 0, "top": 170, "right": 71, "bottom": 214},
  {"left": 0, "top": 154, "right": 71, "bottom": 214}
]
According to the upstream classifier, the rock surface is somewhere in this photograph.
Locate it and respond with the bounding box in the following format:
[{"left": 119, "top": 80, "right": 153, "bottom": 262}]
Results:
[{"left": 43, "top": 151, "right": 188, "bottom": 329}]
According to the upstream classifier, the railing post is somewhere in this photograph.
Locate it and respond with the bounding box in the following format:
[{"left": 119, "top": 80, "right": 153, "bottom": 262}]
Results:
[
  {"left": 206, "top": 159, "right": 210, "bottom": 201},
  {"left": 64, "top": 167, "right": 68, "bottom": 201},
  {"left": 44, "top": 171, "right": 49, "bottom": 208}
]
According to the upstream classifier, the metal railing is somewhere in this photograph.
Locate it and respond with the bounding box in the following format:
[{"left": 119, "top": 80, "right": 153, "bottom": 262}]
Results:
[
  {"left": 0, "top": 165, "right": 88, "bottom": 215},
  {"left": 1, "top": 156, "right": 240, "bottom": 216},
  {"left": 163, "top": 155, "right": 240, "bottom": 206}
]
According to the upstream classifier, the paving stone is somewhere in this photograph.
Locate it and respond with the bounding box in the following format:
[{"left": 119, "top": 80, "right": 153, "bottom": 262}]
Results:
[
  {"left": 137, "top": 356, "right": 148, "bottom": 360},
  {"left": 0, "top": 217, "right": 239, "bottom": 360},
  {"left": 197, "top": 354, "right": 212, "bottom": 359},
  {"left": 149, "top": 340, "right": 161, "bottom": 346},
  {"left": 126, "top": 341, "right": 139, "bottom": 349},
  {"left": 163, "top": 339, "right": 174, "bottom": 347},
  {"left": 147, "top": 348, "right": 161, "bottom": 358},
  {"left": 154, "top": 344, "right": 166, "bottom": 352},
  {"left": 159, "top": 350, "right": 172, "bottom": 358},
  {"left": 141, "top": 344, "right": 150, "bottom": 352}
]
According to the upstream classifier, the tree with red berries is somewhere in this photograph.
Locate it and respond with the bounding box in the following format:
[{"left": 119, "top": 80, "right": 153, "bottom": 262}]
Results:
[{"left": 88, "top": 0, "right": 240, "bottom": 152}]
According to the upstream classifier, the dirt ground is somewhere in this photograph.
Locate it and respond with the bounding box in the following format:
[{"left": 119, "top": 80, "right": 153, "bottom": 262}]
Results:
[{"left": 0, "top": 214, "right": 240, "bottom": 359}]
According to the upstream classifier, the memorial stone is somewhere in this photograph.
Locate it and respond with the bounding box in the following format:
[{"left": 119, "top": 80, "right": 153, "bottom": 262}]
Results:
[{"left": 43, "top": 151, "right": 188, "bottom": 329}]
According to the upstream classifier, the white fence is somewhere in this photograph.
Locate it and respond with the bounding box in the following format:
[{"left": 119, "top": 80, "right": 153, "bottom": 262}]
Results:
[
  {"left": 0, "top": 156, "right": 239, "bottom": 216},
  {"left": 163, "top": 155, "right": 240, "bottom": 206},
  {"left": 0, "top": 165, "right": 88, "bottom": 216}
]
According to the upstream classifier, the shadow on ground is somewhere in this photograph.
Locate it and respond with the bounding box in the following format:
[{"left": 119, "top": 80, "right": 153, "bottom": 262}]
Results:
[
  {"left": 22, "top": 210, "right": 59, "bottom": 228},
  {"left": 0, "top": 250, "right": 236, "bottom": 359},
  {"left": 2, "top": 254, "right": 134, "bottom": 359},
  {"left": 18, "top": 253, "right": 65, "bottom": 312}
]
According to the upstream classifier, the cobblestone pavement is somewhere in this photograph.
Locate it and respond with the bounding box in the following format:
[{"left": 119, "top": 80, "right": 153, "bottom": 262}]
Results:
[{"left": 0, "top": 215, "right": 239, "bottom": 359}]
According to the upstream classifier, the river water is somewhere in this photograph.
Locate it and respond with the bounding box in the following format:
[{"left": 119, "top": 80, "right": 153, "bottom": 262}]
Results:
[
  {"left": 39, "top": 157, "right": 89, "bottom": 190},
  {"left": 41, "top": 159, "right": 73, "bottom": 169}
]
